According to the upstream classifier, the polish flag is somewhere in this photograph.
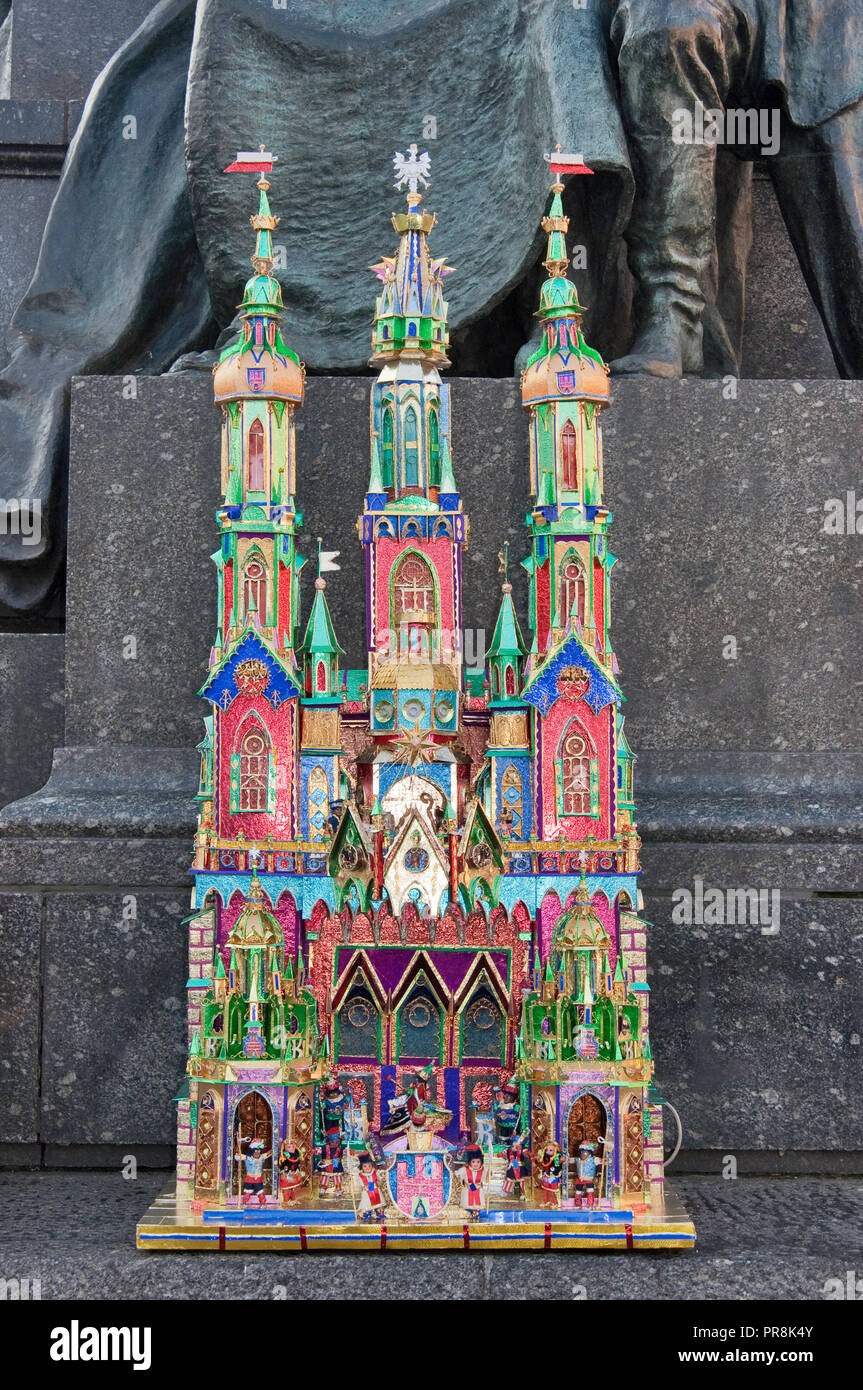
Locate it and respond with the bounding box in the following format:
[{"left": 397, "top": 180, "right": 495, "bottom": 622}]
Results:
[
  {"left": 224, "top": 150, "right": 275, "bottom": 173},
  {"left": 544, "top": 150, "right": 593, "bottom": 176}
]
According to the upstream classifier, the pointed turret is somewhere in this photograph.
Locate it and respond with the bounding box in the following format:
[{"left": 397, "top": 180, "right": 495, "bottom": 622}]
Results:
[
  {"left": 300, "top": 542, "right": 344, "bottom": 699},
  {"left": 488, "top": 543, "right": 528, "bottom": 703},
  {"left": 521, "top": 168, "right": 609, "bottom": 516},
  {"left": 367, "top": 146, "right": 458, "bottom": 503}
]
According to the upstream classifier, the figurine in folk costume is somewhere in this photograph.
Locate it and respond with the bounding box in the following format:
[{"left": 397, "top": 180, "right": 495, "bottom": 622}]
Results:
[
  {"left": 492, "top": 1083, "right": 521, "bottom": 1146},
  {"left": 502, "top": 1135, "right": 532, "bottom": 1199},
  {"left": 321, "top": 1076, "right": 348, "bottom": 1146},
  {"left": 235, "top": 1137, "right": 273, "bottom": 1207},
  {"left": 573, "top": 1140, "right": 606, "bottom": 1209},
  {"left": 455, "top": 1145, "right": 488, "bottom": 1217},
  {"left": 316, "top": 1137, "right": 345, "bottom": 1196},
  {"left": 536, "top": 1142, "right": 563, "bottom": 1208},
  {"left": 277, "top": 1138, "right": 304, "bottom": 1205},
  {"left": 355, "top": 1151, "right": 385, "bottom": 1223}
]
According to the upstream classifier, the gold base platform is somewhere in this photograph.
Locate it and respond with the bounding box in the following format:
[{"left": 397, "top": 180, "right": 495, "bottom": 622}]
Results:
[{"left": 136, "top": 1183, "right": 696, "bottom": 1252}]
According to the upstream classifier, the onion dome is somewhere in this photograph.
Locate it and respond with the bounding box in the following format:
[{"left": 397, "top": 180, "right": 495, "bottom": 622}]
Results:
[
  {"left": 553, "top": 873, "right": 612, "bottom": 954},
  {"left": 213, "top": 171, "right": 305, "bottom": 405},
  {"left": 521, "top": 181, "right": 609, "bottom": 407},
  {"left": 370, "top": 144, "right": 453, "bottom": 364},
  {"left": 225, "top": 868, "right": 281, "bottom": 948}
]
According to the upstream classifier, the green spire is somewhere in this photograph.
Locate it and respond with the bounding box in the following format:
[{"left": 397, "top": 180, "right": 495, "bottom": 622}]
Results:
[
  {"left": 368, "top": 440, "right": 384, "bottom": 494},
  {"left": 438, "top": 440, "right": 457, "bottom": 494},
  {"left": 300, "top": 547, "right": 344, "bottom": 658},
  {"left": 238, "top": 173, "right": 284, "bottom": 318},
  {"left": 252, "top": 180, "right": 274, "bottom": 266},
  {"left": 544, "top": 959, "right": 554, "bottom": 983},
  {"left": 538, "top": 461, "right": 557, "bottom": 507},
  {"left": 214, "top": 951, "right": 226, "bottom": 981},
  {"left": 537, "top": 179, "right": 586, "bottom": 322},
  {"left": 488, "top": 562, "right": 528, "bottom": 661},
  {"left": 190, "top": 1030, "right": 201, "bottom": 1057}
]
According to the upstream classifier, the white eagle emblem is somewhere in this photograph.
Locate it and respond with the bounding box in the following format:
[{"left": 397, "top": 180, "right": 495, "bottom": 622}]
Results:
[{"left": 393, "top": 144, "right": 431, "bottom": 195}]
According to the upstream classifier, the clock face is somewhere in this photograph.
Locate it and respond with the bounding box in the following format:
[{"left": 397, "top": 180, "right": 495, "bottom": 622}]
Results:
[
  {"left": 402, "top": 698, "right": 425, "bottom": 721},
  {"left": 375, "top": 700, "right": 394, "bottom": 723},
  {"left": 434, "top": 700, "right": 454, "bottom": 723},
  {"left": 406, "top": 999, "right": 432, "bottom": 1028},
  {"left": 346, "top": 999, "right": 373, "bottom": 1029}
]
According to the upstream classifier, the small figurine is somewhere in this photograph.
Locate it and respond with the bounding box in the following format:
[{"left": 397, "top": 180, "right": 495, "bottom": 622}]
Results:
[
  {"left": 492, "top": 1082, "right": 521, "bottom": 1145},
  {"left": 455, "top": 1144, "right": 488, "bottom": 1217},
  {"left": 277, "top": 1138, "right": 304, "bottom": 1205},
  {"left": 316, "top": 1137, "right": 345, "bottom": 1196},
  {"left": 235, "top": 1136, "right": 273, "bottom": 1207},
  {"left": 406, "top": 1104, "right": 435, "bottom": 1152},
  {"left": 355, "top": 1151, "right": 385, "bottom": 1222},
  {"left": 536, "top": 1142, "right": 563, "bottom": 1208},
  {"left": 320, "top": 1076, "right": 348, "bottom": 1147},
  {"left": 502, "top": 1134, "right": 532, "bottom": 1199},
  {"left": 573, "top": 1139, "right": 605, "bottom": 1209}
]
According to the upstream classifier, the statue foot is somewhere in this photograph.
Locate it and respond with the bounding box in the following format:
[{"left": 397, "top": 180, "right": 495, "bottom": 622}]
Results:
[
  {"left": 168, "top": 349, "right": 220, "bottom": 373},
  {"left": 610, "top": 315, "right": 702, "bottom": 378},
  {"left": 514, "top": 334, "right": 543, "bottom": 375}
]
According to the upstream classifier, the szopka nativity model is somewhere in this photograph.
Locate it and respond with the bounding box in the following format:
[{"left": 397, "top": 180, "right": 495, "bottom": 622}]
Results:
[{"left": 137, "top": 145, "right": 695, "bottom": 1252}]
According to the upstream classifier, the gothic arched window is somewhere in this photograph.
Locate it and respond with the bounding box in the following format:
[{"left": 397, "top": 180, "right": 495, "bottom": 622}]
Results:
[
  {"left": 398, "top": 981, "right": 442, "bottom": 1061},
  {"left": 236, "top": 724, "right": 269, "bottom": 812},
  {"left": 559, "top": 554, "right": 585, "bottom": 628},
  {"left": 243, "top": 556, "right": 267, "bottom": 621},
  {"left": 394, "top": 554, "right": 435, "bottom": 620},
  {"left": 428, "top": 410, "right": 441, "bottom": 487},
  {"left": 561, "top": 419, "right": 578, "bottom": 490},
  {"left": 461, "top": 987, "right": 504, "bottom": 1060},
  {"left": 248, "top": 419, "right": 265, "bottom": 492},
  {"left": 558, "top": 725, "right": 595, "bottom": 818},
  {"left": 338, "top": 986, "right": 380, "bottom": 1060},
  {"left": 403, "top": 407, "right": 420, "bottom": 487},
  {"left": 381, "top": 408, "right": 395, "bottom": 488},
  {"left": 393, "top": 553, "right": 436, "bottom": 657}
]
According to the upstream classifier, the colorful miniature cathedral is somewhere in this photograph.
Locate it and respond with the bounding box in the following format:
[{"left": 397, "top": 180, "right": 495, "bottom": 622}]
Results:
[{"left": 164, "top": 145, "right": 689, "bottom": 1245}]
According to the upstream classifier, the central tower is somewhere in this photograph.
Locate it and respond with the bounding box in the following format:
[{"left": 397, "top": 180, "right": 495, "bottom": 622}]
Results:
[{"left": 361, "top": 145, "right": 466, "bottom": 765}]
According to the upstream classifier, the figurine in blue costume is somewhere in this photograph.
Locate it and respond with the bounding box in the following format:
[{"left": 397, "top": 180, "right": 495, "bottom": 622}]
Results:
[
  {"left": 235, "top": 1137, "right": 273, "bottom": 1207},
  {"left": 492, "top": 1082, "right": 521, "bottom": 1146},
  {"left": 573, "top": 1140, "right": 606, "bottom": 1209}
]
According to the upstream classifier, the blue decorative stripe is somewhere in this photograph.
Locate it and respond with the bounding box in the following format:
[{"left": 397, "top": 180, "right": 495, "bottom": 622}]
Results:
[{"left": 193, "top": 872, "right": 336, "bottom": 912}]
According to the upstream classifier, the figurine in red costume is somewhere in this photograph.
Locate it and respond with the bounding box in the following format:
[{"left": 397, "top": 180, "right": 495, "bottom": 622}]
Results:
[
  {"left": 537, "top": 1142, "right": 563, "bottom": 1208},
  {"left": 356, "top": 1152, "right": 384, "bottom": 1222},
  {"left": 235, "top": 1137, "right": 272, "bottom": 1207},
  {"left": 456, "top": 1145, "right": 488, "bottom": 1217},
  {"left": 502, "top": 1135, "right": 532, "bottom": 1199}
]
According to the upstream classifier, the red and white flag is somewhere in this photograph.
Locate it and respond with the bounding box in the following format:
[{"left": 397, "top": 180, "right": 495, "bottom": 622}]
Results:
[
  {"left": 224, "top": 150, "right": 275, "bottom": 173},
  {"left": 544, "top": 149, "right": 593, "bottom": 176}
]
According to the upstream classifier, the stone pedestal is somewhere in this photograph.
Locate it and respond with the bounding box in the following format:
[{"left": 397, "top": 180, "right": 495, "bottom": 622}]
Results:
[{"left": 0, "top": 375, "right": 860, "bottom": 1166}]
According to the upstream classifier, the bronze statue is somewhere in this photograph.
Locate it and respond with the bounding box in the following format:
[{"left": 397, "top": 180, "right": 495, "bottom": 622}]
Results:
[{"left": 1, "top": 0, "right": 862, "bottom": 614}]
